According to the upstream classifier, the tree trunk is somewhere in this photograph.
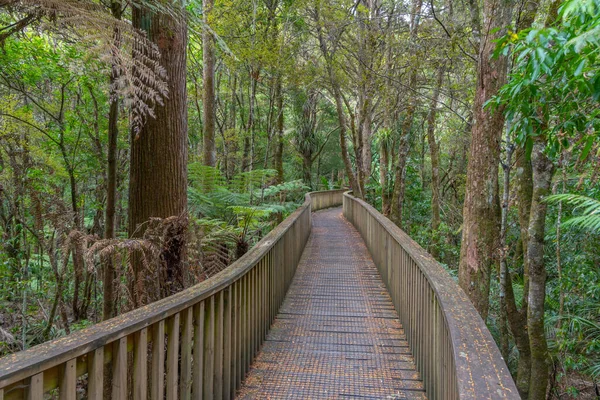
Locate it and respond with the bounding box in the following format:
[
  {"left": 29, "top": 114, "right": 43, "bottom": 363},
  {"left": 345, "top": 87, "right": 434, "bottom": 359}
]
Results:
[
  {"left": 274, "top": 78, "right": 284, "bottom": 183},
  {"left": 103, "top": 0, "right": 121, "bottom": 321},
  {"left": 458, "top": 0, "right": 513, "bottom": 319},
  {"left": 380, "top": 138, "right": 390, "bottom": 216},
  {"left": 332, "top": 84, "right": 360, "bottom": 196},
  {"left": 527, "top": 137, "right": 554, "bottom": 399},
  {"left": 130, "top": 1, "right": 188, "bottom": 301},
  {"left": 390, "top": 0, "right": 422, "bottom": 228},
  {"left": 202, "top": 0, "right": 216, "bottom": 167},
  {"left": 313, "top": 4, "right": 360, "bottom": 196},
  {"left": 426, "top": 65, "right": 444, "bottom": 258}
]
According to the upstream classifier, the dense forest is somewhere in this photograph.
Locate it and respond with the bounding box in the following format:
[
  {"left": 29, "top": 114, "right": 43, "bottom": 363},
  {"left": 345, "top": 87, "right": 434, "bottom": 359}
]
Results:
[{"left": 0, "top": 0, "right": 599, "bottom": 398}]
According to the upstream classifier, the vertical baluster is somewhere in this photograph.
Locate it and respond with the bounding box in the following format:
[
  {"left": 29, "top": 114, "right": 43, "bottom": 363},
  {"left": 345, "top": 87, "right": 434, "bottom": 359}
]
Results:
[
  {"left": 241, "top": 277, "right": 247, "bottom": 385},
  {"left": 223, "top": 288, "right": 232, "bottom": 400},
  {"left": 231, "top": 282, "right": 238, "bottom": 396},
  {"left": 214, "top": 291, "right": 224, "bottom": 400},
  {"left": 27, "top": 372, "right": 44, "bottom": 400},
  {"left": 259, "top": 261, "right": 264, "bottom": 343},
  {"left": 59, "top": 359, "right": 76, "bottom": 400},
  {"left": 112, "top": 337, "right": 128, "bottom": 400},
  {"left": 166, "top": 313, "right": 180, "bottom": 400},
  {"left": 181, "top": 307, "right": 193, "bottom": 400},
  {"left": 192, "top": 302, "right": 205, "bottom": 399},
  {"left": 133, "top": 328, "right": 148, "bottom": 400},
  {"left": 87, "top": 347, "right": 103, "bottom": 400},
  {"left": 233, "top": 280, "right": 242, "bottom": 390},
  {"left": 250, "top": 269, "right": 255, "bottom": 361},
  {"left": 204, "top": 296, "right": 215, "bottom": 399},
  {"left": 151, "top": 320, "right": 165, "bottom": 400},
  {"left": 242, "top": 275, "right": 249, "bottom": 374}
]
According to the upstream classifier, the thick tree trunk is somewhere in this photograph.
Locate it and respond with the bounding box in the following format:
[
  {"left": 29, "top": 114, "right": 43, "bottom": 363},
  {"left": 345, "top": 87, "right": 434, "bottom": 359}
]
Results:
[
  {"left": 506, "top": 146, "right": 534, "bottom": 397},
  {"left": 527, "top": 137, "right": 554, "bottom": 399},
  {"left": 130, "top": 2, "right": 188, "bottom": 301},
  {"left": 458, "top": 0, "right": 513, "bottom": 319},
  {"left": 426, "top": 65, "right": 444, "bottom": 258},
  {"left": 202, "top": 0, "right": 216, "bottom": 166}
]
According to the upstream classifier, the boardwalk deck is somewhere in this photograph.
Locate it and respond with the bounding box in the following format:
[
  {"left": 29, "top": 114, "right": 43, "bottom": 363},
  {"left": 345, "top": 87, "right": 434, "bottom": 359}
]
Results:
[{"left": 237, "top": 208, "right": 426, "bottom": 399}]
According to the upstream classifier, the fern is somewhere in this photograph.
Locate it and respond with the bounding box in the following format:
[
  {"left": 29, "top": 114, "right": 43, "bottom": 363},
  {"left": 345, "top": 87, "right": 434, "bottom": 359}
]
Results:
[{"left": 546, "top": 194, "right": 600, "bottom": 232}]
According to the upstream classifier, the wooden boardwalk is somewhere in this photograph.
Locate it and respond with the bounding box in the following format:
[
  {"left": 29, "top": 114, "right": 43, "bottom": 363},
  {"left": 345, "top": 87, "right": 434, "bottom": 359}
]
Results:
[{"left": 237, "top": 208, "right": 426, "bottom": 399}]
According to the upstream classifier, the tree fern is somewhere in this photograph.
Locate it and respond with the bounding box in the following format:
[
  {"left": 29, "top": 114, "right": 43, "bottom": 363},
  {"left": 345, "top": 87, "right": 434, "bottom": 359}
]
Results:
[{"left": 546, "top": 194, "right": 600, "bottom": 233}]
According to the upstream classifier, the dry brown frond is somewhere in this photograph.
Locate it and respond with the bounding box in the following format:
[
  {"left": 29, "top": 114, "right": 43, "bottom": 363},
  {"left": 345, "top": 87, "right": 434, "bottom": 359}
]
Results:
[{"left": 1, "top": 0, "right": 174, "bottom": 134}]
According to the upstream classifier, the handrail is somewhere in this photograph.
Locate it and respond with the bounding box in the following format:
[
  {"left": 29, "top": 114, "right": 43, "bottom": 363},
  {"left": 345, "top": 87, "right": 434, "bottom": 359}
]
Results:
[
  {"left": 343, "top": 192, "right": 518, "bottom": 399},
  {"left": 0, "top": 189, "right": 346, "bottom": 400}
]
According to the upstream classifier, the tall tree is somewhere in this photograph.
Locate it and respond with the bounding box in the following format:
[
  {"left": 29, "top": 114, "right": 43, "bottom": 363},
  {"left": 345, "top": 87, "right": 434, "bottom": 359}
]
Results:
[
  {"left": 426, "top": 65, "right": 444, "bottom": 259},
  {"left": 129, "top": 1, "right": 189, "bottom": 300},
  {"left": 203, "top": 0, "right": 217, "bottom": 166},
  {"left": 390, "top": 0, "right": 422, "bottom": 227},
  {"left": 103, "top": 0, "right": 123, "bottom": 321},
  {"left": 458, "top": 0, "right": 514, "bottom": 319}
]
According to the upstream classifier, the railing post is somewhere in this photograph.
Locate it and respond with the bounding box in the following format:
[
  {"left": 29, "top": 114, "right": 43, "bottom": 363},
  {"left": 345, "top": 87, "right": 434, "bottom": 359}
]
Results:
[
  {"left": 133, "top": 328, "right": 148, "bottom": 400},
  {"left": 192, "top": 302, "right": 205, "bottom": 399},
  {"left": 87, "top": 348, "right": 103, "bottom": 400},
  {"left": 151, "top": 320, "right": 165, "bottom": 400},
  {"left": 181, "top": 307, "right": 193, "bottom": 400}
]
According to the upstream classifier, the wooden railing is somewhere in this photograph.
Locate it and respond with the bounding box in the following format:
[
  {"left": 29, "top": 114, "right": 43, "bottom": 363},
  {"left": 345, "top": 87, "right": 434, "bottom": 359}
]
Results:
[
  {"left": 343, "top": 192, "right": 519, "bottom": 399},
  {"left": 0, "top": 190, "right": 346, "bottom": 400}
]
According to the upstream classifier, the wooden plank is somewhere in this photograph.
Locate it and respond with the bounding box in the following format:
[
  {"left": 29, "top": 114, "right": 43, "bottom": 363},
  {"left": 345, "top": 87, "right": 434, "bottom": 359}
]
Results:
[
  {"left": 87, "top": 348, "right": 103, "bottom": 400},
  {"left": 192, "top": 302, "right": 205, "bottom": 398},
  {"left": 151, "top": 320, "right": 165, "bottom": 400},
  {"left": 203, "top": 296, "right": 215, "bottom": 399},
  {"left": 166, "top": 313, "right": 180, "bottom": 400},
  {"left": 181, "top": 307, "right": 193, "bottom": 400},
  {"left": 133, "top": 328, "right": 148, "bottom": 400},
  {"left": 112, "top": 337, "right": 127, "bottom": 400},
  {"left": 27, "top": 372, "right": 43, "bottom": 400}
]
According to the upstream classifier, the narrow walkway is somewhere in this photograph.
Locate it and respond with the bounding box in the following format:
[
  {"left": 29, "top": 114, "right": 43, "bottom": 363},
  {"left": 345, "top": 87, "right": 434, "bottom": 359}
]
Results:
[{"left": 237, "top": 208, "right": 426, "bottom": 399}]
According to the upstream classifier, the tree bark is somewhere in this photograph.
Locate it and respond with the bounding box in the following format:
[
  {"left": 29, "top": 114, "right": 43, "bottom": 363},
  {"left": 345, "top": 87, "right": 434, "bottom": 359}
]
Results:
[
  {"left": 458, "top": 0, "right": 513, "bottom": 319},
  {"left": 527, "top": 136, "right": 554, "bottom": 399},
  {"left": 202, "top": 0, "right": 216, "bottom": 166},
  {"left": 130, "top": 1, "right": 188, "bottom": 301}
]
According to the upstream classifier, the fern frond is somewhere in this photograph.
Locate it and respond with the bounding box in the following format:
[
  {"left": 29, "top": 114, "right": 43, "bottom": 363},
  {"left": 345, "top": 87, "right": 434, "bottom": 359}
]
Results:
[{"left": 546, "top": 194, "right": 600, "bottom": 233}]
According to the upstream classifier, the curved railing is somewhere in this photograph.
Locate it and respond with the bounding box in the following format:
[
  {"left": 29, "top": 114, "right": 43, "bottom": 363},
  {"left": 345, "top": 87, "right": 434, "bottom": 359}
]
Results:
[
  {"left": 0, "top": 189, "right": 346, "bottom": 400},
  {"left": 343, "top": 192, "right": 518, "bottom": 399}
]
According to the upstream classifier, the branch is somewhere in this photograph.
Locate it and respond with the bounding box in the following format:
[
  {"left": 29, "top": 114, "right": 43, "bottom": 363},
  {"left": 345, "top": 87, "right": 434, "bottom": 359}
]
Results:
[{"left": 0, "top": 111, "right": 60, "bottom": 146}]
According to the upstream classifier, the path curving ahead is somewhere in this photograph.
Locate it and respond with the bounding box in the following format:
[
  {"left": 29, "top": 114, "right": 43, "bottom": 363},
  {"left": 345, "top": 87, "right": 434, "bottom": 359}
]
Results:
[{"left": 237, "top": 208, "right": 426, "bottom": 399}]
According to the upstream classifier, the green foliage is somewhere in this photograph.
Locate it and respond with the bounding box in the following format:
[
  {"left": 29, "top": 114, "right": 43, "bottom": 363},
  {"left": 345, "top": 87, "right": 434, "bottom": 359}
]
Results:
[
  {"left": 188, "top": 164, "right": 308, "bottom": 259},
  {"left": 494, "top": 0, "right": 600, "bottom": 157},
  {"left": 546, "top": 194, "right": 600, "bottom": 232}
]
